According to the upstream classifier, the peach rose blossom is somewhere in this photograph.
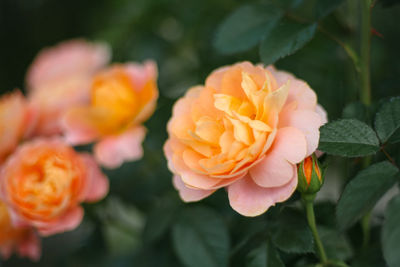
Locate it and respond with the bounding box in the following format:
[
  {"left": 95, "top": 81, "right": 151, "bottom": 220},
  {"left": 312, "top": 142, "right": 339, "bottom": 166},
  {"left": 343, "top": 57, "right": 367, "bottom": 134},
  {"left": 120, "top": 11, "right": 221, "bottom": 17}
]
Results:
[
  {"left": 0, "top": 201, "right": 40, "bottom": 261},
  {"left": 26, "top": 39, "right": 110, "bottom": 136},
  {"left": 0, "top": 91, "right": 36, "bottom": 164},
  {"left": 63, "top": 61, "right": 158, "bottom": 168},
  {"left": 164, "top": 62, "right": 327, "bottom": 216},
  {"left": 0, "top": 139, "right": 109, "bottom": 236}
]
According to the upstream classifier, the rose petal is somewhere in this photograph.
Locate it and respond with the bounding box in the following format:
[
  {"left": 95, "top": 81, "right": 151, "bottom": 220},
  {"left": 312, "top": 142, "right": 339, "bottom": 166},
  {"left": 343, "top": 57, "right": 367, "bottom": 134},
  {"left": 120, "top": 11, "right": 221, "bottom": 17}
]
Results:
[
  {"left": 279, "top": 109, "right": 322, "bottom": 156},
  {"left": 26, "top": 39, "right": 110, "bottom": 91},
  {"left": 94, "top": 126, "right": 146, "bottom": 168},
  {"left": 17, "top": 231, "right": 41, "bottom": 261},
  {"left": 79, "top": 154, "right": 109, "bottom": 202},
  {"left": 37, "top": 206, "right": 84, "bottom": 236},
  {"left": 173, "top": 175, "right": 215, "bottom": 202},
  {"left": 228, "top": 170, "right": 298, "bottom": 217},
  {"left": 62, "top": 107, "right": 102, "bottom": 144},
  {"left": 249, "top": 127, "right": 306, "bottom": 188}
]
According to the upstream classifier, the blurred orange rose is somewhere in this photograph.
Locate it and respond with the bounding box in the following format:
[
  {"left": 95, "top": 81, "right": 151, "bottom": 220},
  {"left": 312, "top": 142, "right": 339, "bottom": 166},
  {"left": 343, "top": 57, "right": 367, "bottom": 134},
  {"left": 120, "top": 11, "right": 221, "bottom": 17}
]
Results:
[
  {"left": 0, "top": 201, "right": 40, "bottom": 261},
  {"left": 26, "top": 39, "right": 110, "bottom": 136},
  {"left": 0, "top": 91, "right": 36, "bottom": 164},
  {"left": 164, "top": 62, "right": 327, "bottom": 216},
  {"left": 63, "top": 61, "right": 158, "bottom": 168},
  {"left": 0, "top": 139, "right": 109, "bottom": 236}
]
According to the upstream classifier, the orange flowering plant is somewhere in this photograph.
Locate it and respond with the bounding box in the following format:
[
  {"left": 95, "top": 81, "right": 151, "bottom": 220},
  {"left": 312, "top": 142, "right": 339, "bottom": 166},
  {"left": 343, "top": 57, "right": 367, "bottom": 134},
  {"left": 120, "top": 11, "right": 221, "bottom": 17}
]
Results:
[{"left": 2, "top": 0, "right": 400, "bottom": 266}]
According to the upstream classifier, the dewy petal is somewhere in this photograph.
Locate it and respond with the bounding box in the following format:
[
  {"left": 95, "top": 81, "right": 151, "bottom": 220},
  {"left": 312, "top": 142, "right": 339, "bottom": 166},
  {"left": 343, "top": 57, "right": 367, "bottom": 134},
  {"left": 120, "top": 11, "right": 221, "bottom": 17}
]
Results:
[
  {"left": 228, "top": 171, "right": 298, "bottom": 217},
  {"left": 37, "top": 206, "right": 84, "bottom": 236},
  {"left": 94, "top": 126, "right": 146, "bottom": 168},
  {"left": 173, "top": 175, "right": 215, "bottom": 202}
]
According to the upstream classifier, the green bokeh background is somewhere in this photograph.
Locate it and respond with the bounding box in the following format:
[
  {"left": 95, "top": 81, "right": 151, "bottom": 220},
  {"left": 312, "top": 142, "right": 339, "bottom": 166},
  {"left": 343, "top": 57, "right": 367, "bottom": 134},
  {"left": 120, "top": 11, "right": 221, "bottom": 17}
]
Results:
[{"left": 0, "top": 0, "right": 399, "bottom": 266}]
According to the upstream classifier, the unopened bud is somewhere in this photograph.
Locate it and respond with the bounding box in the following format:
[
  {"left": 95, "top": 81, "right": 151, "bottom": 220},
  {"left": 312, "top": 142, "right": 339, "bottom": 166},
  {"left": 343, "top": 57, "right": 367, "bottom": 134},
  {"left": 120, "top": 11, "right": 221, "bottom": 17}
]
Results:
[{"left": 297, "top": 154, "right": 324, "bottom": 194}]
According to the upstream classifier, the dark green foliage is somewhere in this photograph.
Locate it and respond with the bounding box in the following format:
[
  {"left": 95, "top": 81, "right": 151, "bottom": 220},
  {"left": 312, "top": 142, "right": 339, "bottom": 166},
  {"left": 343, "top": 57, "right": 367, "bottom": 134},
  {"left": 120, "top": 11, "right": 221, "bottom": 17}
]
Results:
[
  {"left": 268, "top": 208, "right": 314, "bottom": 254},
  {"left": 336, "top": 161, "right": 398, "bottom": 230},
  {"left": 246, "top": 240, "right": 284, "bottom": 267},
  {"left": 214, "top": 4, "right": 283, "bottom": 54},
  {"left": 172, "top": 206, "right": 230, "bottom": 267},
  {"left": 382, "top": 194, "right": 400, "bottom": 267},
  {"left": 318, "top": 119, "right": 380, "bottom": 157},
  {"left": 374, "top": 97, "right": 400, "bottom": 144},
  {"left": 260, "top": 19, "right": 317, "bottom": 65}
]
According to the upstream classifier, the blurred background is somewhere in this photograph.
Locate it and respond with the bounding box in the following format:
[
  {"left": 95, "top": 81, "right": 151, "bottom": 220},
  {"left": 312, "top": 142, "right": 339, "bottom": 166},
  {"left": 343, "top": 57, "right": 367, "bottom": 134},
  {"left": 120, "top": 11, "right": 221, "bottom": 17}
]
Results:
[{"left": 0, "top": 0, "right": 399, "bottom": 266}]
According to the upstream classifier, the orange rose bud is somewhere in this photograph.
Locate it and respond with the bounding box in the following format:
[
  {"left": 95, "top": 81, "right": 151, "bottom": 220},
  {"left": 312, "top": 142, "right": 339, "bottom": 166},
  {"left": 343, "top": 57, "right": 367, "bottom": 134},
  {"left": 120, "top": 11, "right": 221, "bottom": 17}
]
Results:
[{"left": 297, "top": 154, "right": 323, "bottom": 194}]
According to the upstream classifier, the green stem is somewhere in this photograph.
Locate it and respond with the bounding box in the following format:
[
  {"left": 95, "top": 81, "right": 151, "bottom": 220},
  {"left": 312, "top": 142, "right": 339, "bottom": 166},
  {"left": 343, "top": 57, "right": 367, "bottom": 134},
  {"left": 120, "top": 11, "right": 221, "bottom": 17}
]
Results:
[
  {"left": 359, "top": 0, "right": 372, "bottom": 106},
  {"left": 361, "top": 211, "right": 371, "bottom": 249},
  {"left": 358, "top": 0, "right": 373, "bottom": 250},
  {"left": 303, "top": 195, "right": 328, "bottom": 264}
]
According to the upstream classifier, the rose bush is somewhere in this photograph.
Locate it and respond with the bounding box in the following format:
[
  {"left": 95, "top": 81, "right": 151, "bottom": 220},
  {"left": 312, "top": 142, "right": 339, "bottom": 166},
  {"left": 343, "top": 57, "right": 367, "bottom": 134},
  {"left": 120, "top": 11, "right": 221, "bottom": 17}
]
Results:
[
  {"left": 164, "top": 62, "right": 327, "bottom": 216},
  {"left": 0, "top": 139, "right": 109, "bottom": 236}
]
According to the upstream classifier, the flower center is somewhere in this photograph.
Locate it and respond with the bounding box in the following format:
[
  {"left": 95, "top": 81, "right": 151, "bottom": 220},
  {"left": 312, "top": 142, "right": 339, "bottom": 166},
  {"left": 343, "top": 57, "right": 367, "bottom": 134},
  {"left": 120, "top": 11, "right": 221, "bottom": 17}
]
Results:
[
  {"left": 90, "top": 68, "right": 139, "bottom": 134},
  {"left": 11, "top": 149, "right": 84, "bottom": 220}
]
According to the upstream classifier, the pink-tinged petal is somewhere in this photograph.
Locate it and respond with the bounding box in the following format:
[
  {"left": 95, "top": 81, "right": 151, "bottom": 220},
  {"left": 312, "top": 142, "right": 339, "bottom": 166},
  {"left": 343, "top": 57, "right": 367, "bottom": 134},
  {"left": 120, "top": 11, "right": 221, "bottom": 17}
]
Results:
[
  {"left": 250, "top": 127, "right": 307, "bottom": 188},
  {"left": 26, "top": 39, "right": 110, "bottom": 91},
  {"left": 37, "top": 206, "right": 84, "bottom": 236},
  {"left": 205, "top": 66, "right": 230, "bottom": 91},
  {"left": 125, "top": 60, "right": 158, "bottom": 91},
  {"left": 228, "top": 171, "right": 298, "bottom": 217},
  {"left": 22, "top": 101, "right": 39, "bottom": 139},
  {"left": 17, "top": 231, "right": 41, "bottom": 261},
  {"left": 279, "top": 109, "right": 322, "bottom": 156},
  {"left": 172, "top": 154, "right": 222, "bottom": 190},
  {"left": 250, "top": 154, "right": 294, "bottom": 188},
  {"left": 62, "top": 108, "right": 101, "bottom": 145},
  {"left": 79, "top": 154, "right": 109, "bottom": 202},
  {"left": 316, "top": 104, "right": 328, "bottom": 125},
  {"left": 266, "top": 65, "right": 295, "bottom": 87},
  {"left": 94, "top": 126, "right": 146, "bottom": 169},
  {"left": 173, "top": 175, "right": 215, "bottom": 202},
  {"left": 163, "top": 139, "right": 177, "bottom": 173},
  {"left": 270, "top": 127, "right": 307, "bottom": 164}
]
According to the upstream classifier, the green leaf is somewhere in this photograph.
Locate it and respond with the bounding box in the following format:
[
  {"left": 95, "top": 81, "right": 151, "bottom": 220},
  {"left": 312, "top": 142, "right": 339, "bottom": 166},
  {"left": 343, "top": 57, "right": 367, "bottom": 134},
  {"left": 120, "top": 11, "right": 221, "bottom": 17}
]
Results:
[
  {"left": 374, "top": 97, "right": 400, "bottom": 144},
  {"left": 315, "top": 0, "right": 345, "bottom": 19},
  {"left": 336, "top": 161, "right": 398, "bottom": 230},
  {"left": 101, "top": 198, "right": 145, "bottom": 255},
  {"left": 318, "top": 119, "right": 380, "bottom": 157},
  {"left": 269, "top": 208, "right": 314, "bottom": 253},
  {"left": 214, "top": 4, "right": 283, "bottom": 54},
  {"left": 259, "top": 19, "right": 316, "bottom": 65},
  {"left": 172, "top": 206, "right": 230, "bottom": 267},
  {"left": 143, "top": 196, "right": 180, "bottom": 243},
  {"left": 246, "top": 240, "right": 284, "bottom": 267},
  {"left": 382, "top": 194, "right": 400, "bottom": 267},
  {"left": 319, "top": 226, "right": 353, "bottom": 261}
]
